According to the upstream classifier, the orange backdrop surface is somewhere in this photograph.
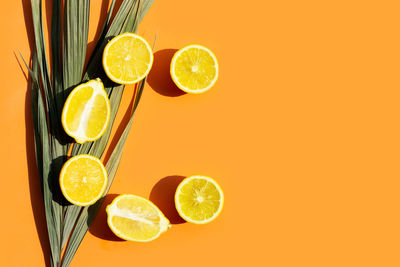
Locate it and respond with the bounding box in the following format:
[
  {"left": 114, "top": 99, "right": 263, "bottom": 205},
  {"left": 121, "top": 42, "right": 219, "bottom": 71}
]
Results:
[{"left": 1, "top": 0, "right": 400, "bottom": 266}]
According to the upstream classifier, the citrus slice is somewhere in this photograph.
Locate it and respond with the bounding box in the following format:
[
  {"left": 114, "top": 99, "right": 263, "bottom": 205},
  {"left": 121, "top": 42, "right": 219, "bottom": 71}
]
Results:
[
  {"left": 170, "top": 44, "right": 219, "bottom": 94},
  {"left": 106, "top": 194, "right": 170, "bottom": 242},
  {"left": 175, "top": 175, "right": 224, "bottom": 224},
  {"left": 61, "top": 78, "right": 110, "bottom": 144},
  {"left": 59, "top": 155, "right": 108, "bottom": 206},
  {"left": 103, "top": 33, "right": 153, "bottom": 84}
]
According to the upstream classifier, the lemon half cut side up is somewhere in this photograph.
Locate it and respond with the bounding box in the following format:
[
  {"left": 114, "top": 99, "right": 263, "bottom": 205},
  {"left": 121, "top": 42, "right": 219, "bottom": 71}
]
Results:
[
  {"left": 170, "top": 44, "right": 219, "bottom": 94},
  {"left": 102, "top": 33, "right": 154, "bottom": 84},
  {"left": 59, "top": 154, "right": 108, "bottom": 207},
  {"left": 175, "top": 175, "right": 224, "bottom": 224}
]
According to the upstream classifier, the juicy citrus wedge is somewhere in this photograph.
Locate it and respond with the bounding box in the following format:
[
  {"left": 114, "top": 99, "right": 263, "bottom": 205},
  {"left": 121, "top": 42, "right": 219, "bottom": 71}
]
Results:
[
  {"left": 106, "top": 194, "right": 170, "bottom": 242},
  {"left": 170, "top": 44, "right": 219, "bottom": 94},
  {"left": 59, "top": 155, "right": 108, "bottom": 206},
  {"left": 103, "top": 33, "right": 153, "bottom": 84},
  {"left": 61, "top": 78, "right": 110, "bottom": 144},
  {"left": 175, "top": 175, "right": 224, "bottom": 224}
]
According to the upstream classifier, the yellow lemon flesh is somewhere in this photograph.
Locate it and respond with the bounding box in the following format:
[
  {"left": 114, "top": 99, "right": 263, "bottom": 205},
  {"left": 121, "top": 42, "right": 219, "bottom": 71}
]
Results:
[
  {"left": 102, "top": 33, "right": 153, "bottom": 84},
  {"left": 106, "top": 194, "right": 170, "bottom": 242},
  {"left": 59, "top": 155, "right": 108, "bottom": 206},
  {"left": 61, "top": 78, "right": 110, "bottom": 144},
  {"left": 170, "top": 44, "right": 219, "bottom": 94},
  {"left": 175, "top": 175, "right": 224, "bottom": 224}
]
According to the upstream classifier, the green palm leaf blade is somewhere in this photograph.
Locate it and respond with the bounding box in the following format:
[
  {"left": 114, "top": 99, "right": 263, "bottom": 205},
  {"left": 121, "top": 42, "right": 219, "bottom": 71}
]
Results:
[
  {"left": 27, "top": 0, "right": 154, "bottom": 266},
  {"left": 24, "top": 52, "right": 62, "bottom": 267},
  {"left": 50, "top": 0, "right": 62, "bottom": 127},
  {"left": 61, "top": 0, "right": 139, "bottom": 247},
  {"left": 31, "top": 54, "right": 61, "bottom": 267},
  {"left": 30, "top": 1, "right": 64, "bottom": 266},
  {"left": 63, "top": 0, "right": 90, "bottom": 91},
  {"left": 58, "top": 0, "right": 91, "bottom": 247},
  {"left": 61, "top": 2, "right": 154, "bottom": 266}
]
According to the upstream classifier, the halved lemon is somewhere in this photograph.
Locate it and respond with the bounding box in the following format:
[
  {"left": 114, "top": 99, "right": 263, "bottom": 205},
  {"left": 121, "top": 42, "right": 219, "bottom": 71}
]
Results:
[
  {"left": 103, "top": 33, "right": 153, "bottom": 84},
  {"left": 175, "top": 175, "right": 224, "bottom": 224},
  {"left": 61, "top": 78, "right": 110, "bottom": 144},
  {"left": 106, "top": 194, "right": 170, "bottom": 242},
  {"left": 170, "top": 44, "right": 219, "bottom": 94},
  {"left": 59, "top": 155, "right": 108, "bottom": 206}
]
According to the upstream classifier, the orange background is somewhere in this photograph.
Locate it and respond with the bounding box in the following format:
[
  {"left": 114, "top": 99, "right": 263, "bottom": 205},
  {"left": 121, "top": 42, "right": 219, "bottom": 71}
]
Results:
[{"left": 1, "top": 0, "right": 400, "bottom": 266}]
